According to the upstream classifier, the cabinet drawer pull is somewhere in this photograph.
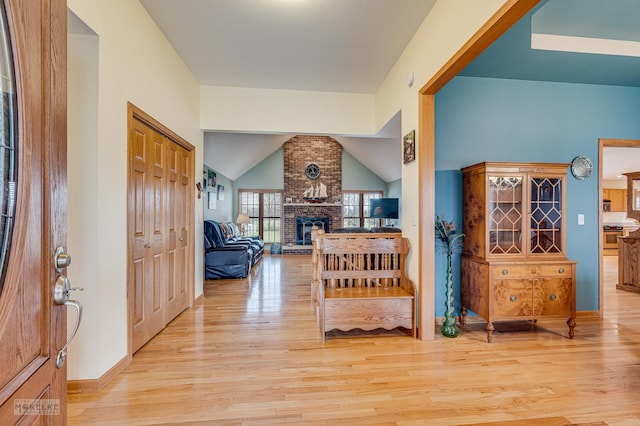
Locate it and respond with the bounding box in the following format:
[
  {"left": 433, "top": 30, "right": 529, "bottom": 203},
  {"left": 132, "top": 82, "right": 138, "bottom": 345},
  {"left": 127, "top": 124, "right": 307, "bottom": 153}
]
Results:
[
  {"left": 558, "top": 267, "right": 565, "bottom": 273},
  {"left": 550, "top": 293, "right": 557, "bottom": 301},
  {"left": 502, "top": 269, "right": 509, "bottom": 275},
  {"left": 510, "top": 295, "right": 517, "bottom": 302}
]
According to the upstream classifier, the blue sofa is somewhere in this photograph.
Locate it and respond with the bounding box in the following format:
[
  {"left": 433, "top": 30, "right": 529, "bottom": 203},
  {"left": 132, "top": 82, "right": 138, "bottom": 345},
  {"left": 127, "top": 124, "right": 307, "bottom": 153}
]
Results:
[{"left": 204, "top": 220, "right": 264, "bottom": 279}]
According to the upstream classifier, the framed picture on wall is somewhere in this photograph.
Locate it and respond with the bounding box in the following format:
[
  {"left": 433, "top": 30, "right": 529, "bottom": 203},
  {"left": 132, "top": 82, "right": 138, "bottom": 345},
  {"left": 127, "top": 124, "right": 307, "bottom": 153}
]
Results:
[
  {"left": 208, "top": 191, "right": 216, "bottom": 209},
  {"left": 217, "top": 184, "right": 225, "bottom": 200},
  {"left": 208, "top": 170, "right": 217, "bottom": 187},
  {"left": 403, "top": 130, "right": 415, "bottom": 164}
]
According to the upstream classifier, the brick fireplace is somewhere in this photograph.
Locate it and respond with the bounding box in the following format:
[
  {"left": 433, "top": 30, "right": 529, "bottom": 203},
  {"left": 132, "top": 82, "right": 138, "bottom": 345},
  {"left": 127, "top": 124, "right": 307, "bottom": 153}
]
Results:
[{"left": 282, "top": 135, "right": 343, "bottom": 245}]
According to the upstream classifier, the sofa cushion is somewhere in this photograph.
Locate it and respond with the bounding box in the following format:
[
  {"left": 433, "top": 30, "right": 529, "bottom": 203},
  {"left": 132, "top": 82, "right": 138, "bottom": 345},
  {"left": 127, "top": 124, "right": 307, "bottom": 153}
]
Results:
[
  {"left": 204, "top": 220, "right": 225, "bottom": 247},
  {"left": 219, "top": 222, "right": 234, "bottom": 240},
  {"left": 228, "top": 222, "right": 242, "bottom": 238}
]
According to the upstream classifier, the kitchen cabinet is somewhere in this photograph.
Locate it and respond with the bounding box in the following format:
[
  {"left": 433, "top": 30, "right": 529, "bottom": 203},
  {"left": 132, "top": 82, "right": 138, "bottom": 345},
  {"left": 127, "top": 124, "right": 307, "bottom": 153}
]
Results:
[
  {"left": 603, "top": 188, "right": 627, "bottom": 212},
  {"left": 460, "top": 162, "right": 577, "bottom": 342}
]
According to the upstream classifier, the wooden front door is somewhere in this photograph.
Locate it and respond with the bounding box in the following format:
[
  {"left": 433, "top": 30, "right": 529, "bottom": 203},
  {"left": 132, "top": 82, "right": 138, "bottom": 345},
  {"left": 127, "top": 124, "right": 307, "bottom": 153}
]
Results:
[{"left": 0, "top": 0, "right": 68, "bottom": 424}]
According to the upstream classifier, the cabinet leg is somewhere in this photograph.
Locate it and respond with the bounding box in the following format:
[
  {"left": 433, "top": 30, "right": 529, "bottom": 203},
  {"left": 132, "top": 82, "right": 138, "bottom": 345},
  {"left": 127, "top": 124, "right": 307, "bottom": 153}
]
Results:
[
  {"left": 486, "top": 322, "right": 495, "bottom": 343},
  {"left": 460, "top": 307, "right": 467, "bottom": 326},
  {"left": 567, "top": 317, "right": 576, "bottom": 339}
]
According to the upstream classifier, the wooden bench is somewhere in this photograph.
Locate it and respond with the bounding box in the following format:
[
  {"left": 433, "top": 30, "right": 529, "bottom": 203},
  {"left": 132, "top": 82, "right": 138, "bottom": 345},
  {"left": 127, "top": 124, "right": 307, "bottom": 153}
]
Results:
[{"left": 311, "top": 229, "right": 417, "bottom": 342}]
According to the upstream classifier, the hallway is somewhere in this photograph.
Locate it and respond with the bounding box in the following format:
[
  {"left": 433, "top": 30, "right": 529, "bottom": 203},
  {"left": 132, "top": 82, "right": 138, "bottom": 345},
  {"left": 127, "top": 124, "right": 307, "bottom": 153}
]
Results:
[{"left": 68, "top": 255, "right": 640, "bottom": 425}]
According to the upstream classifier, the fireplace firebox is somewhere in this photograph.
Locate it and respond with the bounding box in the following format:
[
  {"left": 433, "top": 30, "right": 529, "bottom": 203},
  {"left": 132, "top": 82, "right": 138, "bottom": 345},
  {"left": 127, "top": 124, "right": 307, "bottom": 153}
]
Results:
[{"left": 296, "top": 217, "right": 330, "bottom": 245}]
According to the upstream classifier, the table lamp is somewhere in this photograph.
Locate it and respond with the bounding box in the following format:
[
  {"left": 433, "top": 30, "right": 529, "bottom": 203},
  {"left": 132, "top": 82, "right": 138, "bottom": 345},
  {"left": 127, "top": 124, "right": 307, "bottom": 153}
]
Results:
[{"left": 236, "top": 213, "right": 250, "bottom": 236}]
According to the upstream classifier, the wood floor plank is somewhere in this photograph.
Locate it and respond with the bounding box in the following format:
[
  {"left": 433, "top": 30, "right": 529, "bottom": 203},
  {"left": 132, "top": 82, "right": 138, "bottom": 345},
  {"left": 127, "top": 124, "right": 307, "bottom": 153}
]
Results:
[{"left": 68, "top": 255, "right": 639, "bottom": 425}]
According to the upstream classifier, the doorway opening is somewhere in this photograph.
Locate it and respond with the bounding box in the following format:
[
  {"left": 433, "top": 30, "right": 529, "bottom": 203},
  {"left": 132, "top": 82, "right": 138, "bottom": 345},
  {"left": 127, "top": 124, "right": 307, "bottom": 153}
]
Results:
[{"left": 598, "top": 138, "right": 640, "bottom": 316}]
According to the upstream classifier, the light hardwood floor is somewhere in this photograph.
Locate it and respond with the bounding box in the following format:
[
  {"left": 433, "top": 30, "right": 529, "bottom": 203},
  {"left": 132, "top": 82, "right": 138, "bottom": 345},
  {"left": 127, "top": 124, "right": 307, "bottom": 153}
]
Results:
[{"left": 68, "top": 255, "right": 640, "bottom": 425}]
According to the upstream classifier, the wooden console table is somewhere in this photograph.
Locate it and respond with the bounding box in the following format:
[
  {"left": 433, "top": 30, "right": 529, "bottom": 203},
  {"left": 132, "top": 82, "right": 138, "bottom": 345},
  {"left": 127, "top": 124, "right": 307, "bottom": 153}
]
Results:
[{"left": 618, "top": 235, "right": 640, "bottom": 293}]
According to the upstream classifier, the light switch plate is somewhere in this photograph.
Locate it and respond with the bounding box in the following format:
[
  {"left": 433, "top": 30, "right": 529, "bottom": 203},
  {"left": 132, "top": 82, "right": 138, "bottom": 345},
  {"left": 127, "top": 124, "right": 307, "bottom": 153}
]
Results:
[{"left": 578, "top": 214, "right": 585, "bottom": 225}]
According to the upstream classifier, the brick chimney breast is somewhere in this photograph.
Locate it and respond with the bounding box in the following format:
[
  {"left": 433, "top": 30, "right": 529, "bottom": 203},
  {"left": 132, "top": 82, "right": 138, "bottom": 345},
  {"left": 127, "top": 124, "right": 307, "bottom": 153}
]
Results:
[
  {"left": 282, "top": 135, "right": 343, "bottom": 245},
  {"left": 283, "top": 135, "right": 342, "bottom": 203}
]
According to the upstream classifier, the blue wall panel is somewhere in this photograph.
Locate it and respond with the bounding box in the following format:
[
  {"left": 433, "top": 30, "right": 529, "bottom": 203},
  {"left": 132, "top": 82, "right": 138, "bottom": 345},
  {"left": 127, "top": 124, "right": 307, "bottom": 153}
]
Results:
[
  {"left": 434, "top": 170, "right": 464, "bottom": 317},
  {"left": 435, "top": 76, "right": 640, "bottom": 315}
]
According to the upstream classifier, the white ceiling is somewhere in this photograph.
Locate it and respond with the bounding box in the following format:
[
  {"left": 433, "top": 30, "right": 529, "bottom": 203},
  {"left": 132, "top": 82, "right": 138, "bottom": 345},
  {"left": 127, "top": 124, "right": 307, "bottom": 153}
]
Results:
[
  {"left": 140, "top": 0, "right": 435, "bottom": 94},
  {"left": 602, "top": 147, "right": 640, "bottom": 181},
  {"left": 139, "top": 0, "right": 436, "bottom": 183}
]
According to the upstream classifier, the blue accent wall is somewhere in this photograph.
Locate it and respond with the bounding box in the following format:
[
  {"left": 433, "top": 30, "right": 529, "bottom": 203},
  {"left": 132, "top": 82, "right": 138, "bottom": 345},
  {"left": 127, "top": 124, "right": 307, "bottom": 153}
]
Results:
[
  {"left": 434, "top": 170, "right": 464, "bottom": 317},
  {"left": 342, "top": 150, "right": 388, "bottom": 192},
  {"left": 434, "top": 76, "right": 640, "bottom": 315}
]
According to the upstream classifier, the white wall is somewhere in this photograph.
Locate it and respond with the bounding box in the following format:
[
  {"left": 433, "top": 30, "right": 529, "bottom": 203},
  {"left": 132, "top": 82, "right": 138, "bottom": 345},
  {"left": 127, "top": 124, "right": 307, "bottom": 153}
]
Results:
[
  {"left": 200, "top": 86, "right": 375, "bottom": 135},
  {"left": 67, "top": 0, "right": 203, "bottom": 380},
  {"left": 68, "top": 30, "right": 99, "bottom": 380},
  {"left": 374, "top": 0, "right": 506, "bottom": 281},
  {"left": 603, "top": 179, "right": 627, "bottom": 189}
]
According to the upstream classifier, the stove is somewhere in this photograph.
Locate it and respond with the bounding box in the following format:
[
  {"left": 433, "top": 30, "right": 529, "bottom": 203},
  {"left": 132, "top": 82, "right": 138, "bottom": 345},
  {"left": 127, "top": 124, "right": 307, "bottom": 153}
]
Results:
[{"left": 603, "top": 225, "right": 623, "bottom": 251}]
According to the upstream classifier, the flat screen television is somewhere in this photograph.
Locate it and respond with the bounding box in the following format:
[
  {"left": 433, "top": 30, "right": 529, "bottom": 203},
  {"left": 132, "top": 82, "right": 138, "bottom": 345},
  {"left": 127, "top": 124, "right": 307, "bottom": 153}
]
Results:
[{"left": 369, "top": 198, "right": 399, "bottom": 219}]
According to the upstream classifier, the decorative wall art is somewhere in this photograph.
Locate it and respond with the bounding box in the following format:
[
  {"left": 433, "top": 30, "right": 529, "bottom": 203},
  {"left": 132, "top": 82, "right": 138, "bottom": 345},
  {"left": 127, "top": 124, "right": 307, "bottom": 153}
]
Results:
[
  {"left": 217, "top": 184, "right": 225, "bottom": 200},
  {"left": 208, "top": 191, "right": 216, "bottom": 209},
  {"left": 403, "top": 130, "right": 415, "bottom": 164},
  {"left": 208, "top": 170, "right": 217, "bottom": 187}
]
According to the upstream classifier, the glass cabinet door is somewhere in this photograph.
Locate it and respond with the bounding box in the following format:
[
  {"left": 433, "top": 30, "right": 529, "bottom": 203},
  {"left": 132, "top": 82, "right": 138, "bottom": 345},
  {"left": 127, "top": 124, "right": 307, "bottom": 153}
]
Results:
[
  {"left": 530, "top": 177, "right": 563, "bottom": 254},
  {"left": 488, "top": 176, "right": 523, "bottom": 254}
]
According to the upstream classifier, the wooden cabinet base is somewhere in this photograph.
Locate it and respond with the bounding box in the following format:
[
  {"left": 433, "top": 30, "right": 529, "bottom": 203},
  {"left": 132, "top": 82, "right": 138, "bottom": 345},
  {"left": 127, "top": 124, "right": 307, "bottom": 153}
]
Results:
[
  {"left": 460, "top": 305, "right": 576, "bottom": 343},
  {"left": 461, "top": 257, "right": 577, "bottom": 343}
]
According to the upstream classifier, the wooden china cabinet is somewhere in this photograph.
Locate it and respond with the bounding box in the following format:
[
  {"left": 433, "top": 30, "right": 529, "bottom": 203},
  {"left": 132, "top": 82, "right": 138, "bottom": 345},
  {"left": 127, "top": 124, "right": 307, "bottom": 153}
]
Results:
[{"left": 460, "top": 162, "right": 577, "bottom": 342}]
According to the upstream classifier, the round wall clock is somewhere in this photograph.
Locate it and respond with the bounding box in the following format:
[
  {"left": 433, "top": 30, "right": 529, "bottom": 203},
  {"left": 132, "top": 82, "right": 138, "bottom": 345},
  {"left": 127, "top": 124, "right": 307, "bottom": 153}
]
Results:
[
  {"left": 570, "top": 156, "right": 592, "bottom": 180},
  {"left": 305, "top": 163, "right": 321, "bottom": 179}
]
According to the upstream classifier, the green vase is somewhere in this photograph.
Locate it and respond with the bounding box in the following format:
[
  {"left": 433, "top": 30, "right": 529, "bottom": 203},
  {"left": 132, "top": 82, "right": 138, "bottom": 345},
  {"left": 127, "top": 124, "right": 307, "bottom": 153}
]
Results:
[{"left": 441, "top": 254, "right": 459, "bottom": 338}]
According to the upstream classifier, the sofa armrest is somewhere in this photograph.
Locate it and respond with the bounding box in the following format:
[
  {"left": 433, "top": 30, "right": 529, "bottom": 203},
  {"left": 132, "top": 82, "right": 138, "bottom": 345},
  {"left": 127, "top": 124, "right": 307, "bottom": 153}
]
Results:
[{"left": 204, "top": 246, "right": 249, "bottom": 266}]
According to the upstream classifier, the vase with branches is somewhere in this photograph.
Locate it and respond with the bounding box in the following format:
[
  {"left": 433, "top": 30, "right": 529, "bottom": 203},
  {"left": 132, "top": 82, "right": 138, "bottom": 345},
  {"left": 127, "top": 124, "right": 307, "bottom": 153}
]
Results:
[{"left": 435, "top": 216, "right": 464, "bottom": 338}]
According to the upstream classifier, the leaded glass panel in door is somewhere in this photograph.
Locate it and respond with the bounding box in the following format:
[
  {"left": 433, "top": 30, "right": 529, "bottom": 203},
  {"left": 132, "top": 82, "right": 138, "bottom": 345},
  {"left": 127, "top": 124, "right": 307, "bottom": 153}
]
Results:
[
  {"left": 488, "top": 176, "right": 523, "bottom": 254},
  {"left": 530, "top": 177, "right": 563, "bottom": 254},
  {"left": 0, "top": 2, "right": 16, "bottom": 296}
]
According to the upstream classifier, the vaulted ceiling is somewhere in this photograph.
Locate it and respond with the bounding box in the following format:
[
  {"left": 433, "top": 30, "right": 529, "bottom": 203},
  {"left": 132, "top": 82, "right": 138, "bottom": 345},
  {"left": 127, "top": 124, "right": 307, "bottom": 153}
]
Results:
[{"left": 135, "top": 0, "right": 640, "bottom": 182}]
